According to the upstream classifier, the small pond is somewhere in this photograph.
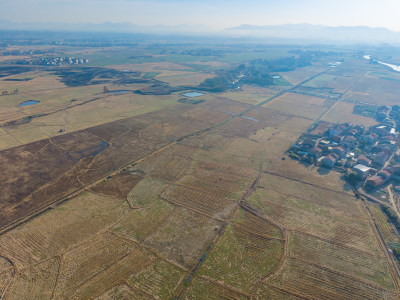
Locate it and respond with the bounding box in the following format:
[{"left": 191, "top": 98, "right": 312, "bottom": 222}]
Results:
[
  {"left": 183, "top": 92, "right": 205, "bottom": 98},
  {"left": 18, "top": 100, "right": 40, "bottom": 107},
  {"left": 108, "top": 90, "right": 131, "bottom": 94}
]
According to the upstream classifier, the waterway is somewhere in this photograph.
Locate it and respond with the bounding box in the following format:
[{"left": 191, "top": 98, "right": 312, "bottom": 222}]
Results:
[{"left": 363, "top": 55, "right": 400, "bottom": 72}]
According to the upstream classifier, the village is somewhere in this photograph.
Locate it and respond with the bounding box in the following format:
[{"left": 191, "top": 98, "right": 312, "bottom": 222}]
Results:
[
  {"left": 288, "top": 104, "right": 400, "bottom": 194},
  {"left": 16, "top": 56, "right": 89, "bottom": 66}
]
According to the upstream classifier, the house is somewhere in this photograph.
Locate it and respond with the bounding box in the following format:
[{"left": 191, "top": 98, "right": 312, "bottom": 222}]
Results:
[
  {"left": 322, "top": 155, "right": 336, "bottom": 168},
  {"left": 374, "top": 151, "right": 389, "bottom": 166},
  {"left": 365, "top": 176, "right": 384, "bottom": 189},
  {"left": 377, "top": 168, "right": 392, "bottom": 181},
  {"left": 310, "top": 147, "right": 323, "bottom": 159},
  {"left": 353, "top": 164, "right": 370, "bottom": 179},
  {"left": 332, "top": 146, "right": 345, "bottom": 157},
  {"left": 391, "top": 165, "right": 400, "bottom": 175},
  {"left": 363, "top": 133, "right": 379, "bottom": 144},
  {"left": 341, "top": 135, "right": 357, "bottom": 148},
  {"left": 374, "top": 125, "right": 390, "bottom": 136},
  {"left": 302, "top": 139, "right": 316, "bottom": 149},
  {"left": 357, "top": 156, "right": 372, "bottom": 167}
]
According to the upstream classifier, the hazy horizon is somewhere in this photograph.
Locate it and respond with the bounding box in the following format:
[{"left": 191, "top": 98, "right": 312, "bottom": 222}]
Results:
[{"left": 1, "top": 0, "right": 400, "bottom": 32}]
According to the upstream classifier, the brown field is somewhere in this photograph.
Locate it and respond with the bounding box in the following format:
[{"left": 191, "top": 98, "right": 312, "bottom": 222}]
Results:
[
  {"left": 112, "top": 198, "right": 222, "bottom": 268},
  {"left": 369, "top": 205, "right": 400, "bottom": 244},
  {"left": 266, "top": 258, "right": 395, "bottom": 300},
  {"left": 268, "top": 158, "right": 353, "bottom": 192},
  {"left": 0, "top": 104, "right": 232, "bottom": 231},
  {"left": 128, "top": 259, "right": 186, "bottom": 299},
  {"left": 321, "top": 101, "right": 378, "bottom": 126},
  {"left": 97, "top": 283, "right": 153, "bottom": 300},
  {"left": 182, "top": 276, "right": 249, "bottom": 299},
  {"left": 344, "top": 72, "right": 400, "bottom": 106},
  {"left": 197, "top": 210, "right": 284, "bottom": 293},
  {"left": 263, "top": 92, "right": 333, "bottom": 120},
  {"left": 288, "top": 232, "right": 394, "bottom": 289},
  {"left": 303, "top": 67, "right": 366, "bottom": 93},
  {"left": 219, "top": 85, "right": 280, "bottom": 105},
  {"left": 90, "top": 174, "right": 142, "bottom": 199},
  {"left": 278, "top": 65, "right": 327, "bottom": 85},
  {"left": 247, "top": 186, "right": 379, "bottom": 253}
]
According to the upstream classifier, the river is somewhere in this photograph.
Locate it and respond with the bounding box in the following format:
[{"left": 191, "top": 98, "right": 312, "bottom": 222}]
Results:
[{"left": 363, "top": 55, "right": 400, "bottom": 72}]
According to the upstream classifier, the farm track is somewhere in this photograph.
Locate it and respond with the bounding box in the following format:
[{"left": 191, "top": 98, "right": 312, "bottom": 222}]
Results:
[
  {"left": 360, "top": 197, "right": 400, "bottom": 291},
  {"left": 0, "top": 255, "right": 16, "bottom": 300}
]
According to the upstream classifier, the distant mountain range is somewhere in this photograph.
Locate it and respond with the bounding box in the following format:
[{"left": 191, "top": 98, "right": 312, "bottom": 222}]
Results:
[
  {"left": 0, "top": 20, "right": 399, "bottom": 43},
  {"left": 226, "top": 24, "right": 400, "bottom": 43},
  {"left": 0, "top": 20, "right": 215, "bottom": 34}
]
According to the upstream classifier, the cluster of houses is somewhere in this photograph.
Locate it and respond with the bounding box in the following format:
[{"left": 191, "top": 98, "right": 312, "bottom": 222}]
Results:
[
  {"left": 17, "top": 56, "right": 89, "bottom": 66},
  {"left": 289, "top": 120, "right": 400, "bottom": 191}
]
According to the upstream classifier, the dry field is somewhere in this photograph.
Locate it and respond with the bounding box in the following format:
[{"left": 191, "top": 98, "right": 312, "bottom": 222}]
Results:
[
  {"left": 218, "top": 85, "right": 280, "bottom": 105},
  {"left": 263, "top": 92, "right": 334, "bottom": 120},
  {"left": 321, "top": 101, "right": 378, "bottom": 127},
  {"left": 197, "top": 209, "right": 284, "bottom": 293},
  {"left": 303, "top": 67, "right": 366, "bottom": 93},
  {"left": 344, "top": 71, "right": 400, "bottom": 106}
]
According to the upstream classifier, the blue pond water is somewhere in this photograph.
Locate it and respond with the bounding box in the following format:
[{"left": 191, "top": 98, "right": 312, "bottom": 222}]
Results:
[
  {"left": 108, "top": 90, "right": 131, "bottom": 94},
  {"left": 18, "top": 100, "right": 40, "bottom": 107},
  {"left": 183, "top": 92, "right": 204, "bottom": 98}
]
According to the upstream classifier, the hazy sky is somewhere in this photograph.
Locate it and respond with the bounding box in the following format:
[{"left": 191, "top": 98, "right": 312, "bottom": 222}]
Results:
[{"left": 2, "top": 0, "right": 400, "bottom": 31}]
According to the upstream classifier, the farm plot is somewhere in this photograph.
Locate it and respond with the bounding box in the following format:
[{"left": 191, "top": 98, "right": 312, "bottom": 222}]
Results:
[
  {"left": 247, "top": 187, "right": 380, "bottom": 253},
  {"left": 4, "top": 257, "right": 60, "bottom": 300},
  {"left": 53, "top": 231, "right": 139, "bottom": 298},
  {"left": 258, "top": 173, "right": 363, "bottom": 217},
  {"left": 128, "top": 259, "right": 186, "bottom": 299},
  {"left": 218, "top": 85, "right": 280, "bottom": 105},
  {"left": 126, "top": 177, "right": 168, "bottom": 208},
  {"left": 321, "top": 101, "right": 378, "bottom": 127},
  {"left": 161, "top": 184, "right": 237, "bottom": 219},
  {"left": 302, "top": 67, "right": 366, "bottom": 93},
  {"left": 369, "top": 205, "right": 400, "bottom": 244},
  {"left": 266, "top": 258, "right": 395, "bottom": 300},
  {"left": 178, "top": 159, "right": 258, "bottom": 200},
  {"left": 183, "top": 276, "right": 249, "bottom": 300},
  {"left": 263, "top": 92, "right": 333, "bottom": 120},
  {"left": 269, "top": 158, "right": 352, "bottom": 193},
  {"left": 72, "top": 247, "right": 154, "bottom": 299},
  {"left": 278, "top": 65, "right": 327, "bottom": 85},
  {"left": 197, "top": 209, "right": 284, "bottom": 293},
  {"left": 130, "top": 143, "right": 195, "bottom": 183},
  {"left": 0, "top": 192, "right": 127, "bottom": 268},
  {"left": 113, "top": 198, "right": 222, "bottom": 268},
  {"left": 97, "top": 283, "right": 153, "bottom": 300},
  {"left": 215, "top": 110, "right": 290, "bottom": 138},
  {"left": 254, "top": 283, "right": 300, "bottom": 299},
  {"left": 198, "top": 95, "right": 252, "bottom": 115},
  {"left": 344, "top": 74, "right": 400, "bottom": 106},
  {"left": 90, "top": 174, "right": 142, "bottom": 199},
  {"left": 288, "top": 232, "right": 394, "bottom": 290}
]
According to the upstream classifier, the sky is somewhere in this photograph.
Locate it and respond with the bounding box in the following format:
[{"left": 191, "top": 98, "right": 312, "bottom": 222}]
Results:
[{"left": 1, "top": 0, "right": 400, "bottom": 31}]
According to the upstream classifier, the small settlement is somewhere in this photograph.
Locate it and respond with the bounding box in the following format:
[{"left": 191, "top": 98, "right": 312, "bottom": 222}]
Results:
[{"left": 288, "top": 104, "right": 400, "bottom": 193}]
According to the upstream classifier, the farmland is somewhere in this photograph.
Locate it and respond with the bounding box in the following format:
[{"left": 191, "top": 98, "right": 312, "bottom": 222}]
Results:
[{"left": 0, "top": 39, "right": 399, "bottom": 300}]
